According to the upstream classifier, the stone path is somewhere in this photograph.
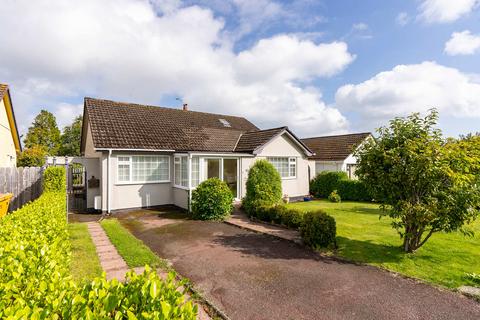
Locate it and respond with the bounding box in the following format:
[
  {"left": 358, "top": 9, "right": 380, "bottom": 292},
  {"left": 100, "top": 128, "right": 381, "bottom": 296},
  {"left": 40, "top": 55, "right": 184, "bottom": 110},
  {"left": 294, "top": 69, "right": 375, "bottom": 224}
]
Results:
[
  {"left": 86, "top": 221, "right": 212, "bottom": 320},
  {"left": 86, "top": 222, "right": 131, "bottom": 280},
  {"left": 226, "top": 209, "right": 302, "bottom": 244}
]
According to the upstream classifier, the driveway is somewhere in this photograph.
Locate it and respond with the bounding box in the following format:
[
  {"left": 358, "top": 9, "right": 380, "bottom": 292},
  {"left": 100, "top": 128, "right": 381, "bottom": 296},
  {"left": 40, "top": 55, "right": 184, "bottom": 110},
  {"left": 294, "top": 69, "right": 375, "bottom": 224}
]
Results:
[{"left": 116, "top": 208, "right": 480, "bottom": 320}]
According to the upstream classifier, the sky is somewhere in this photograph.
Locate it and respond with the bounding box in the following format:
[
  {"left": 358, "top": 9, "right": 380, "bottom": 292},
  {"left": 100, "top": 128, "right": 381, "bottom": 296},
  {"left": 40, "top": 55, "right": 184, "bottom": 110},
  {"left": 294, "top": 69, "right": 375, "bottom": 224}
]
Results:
[{"left": 0, "top": 0, "right": 479, "bottom": 141}]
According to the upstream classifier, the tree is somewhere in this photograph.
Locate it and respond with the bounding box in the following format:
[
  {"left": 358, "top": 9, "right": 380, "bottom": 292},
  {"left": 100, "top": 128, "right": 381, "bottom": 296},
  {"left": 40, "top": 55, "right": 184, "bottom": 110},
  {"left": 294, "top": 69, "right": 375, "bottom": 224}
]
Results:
[
  {"left": 355, "top": 110, "right": 480, "bottom": 253},
  {"left": 17, "top": 145, "right": 47, "bottom": 167},
  {"left": 59, "top": 115, "right": 82, "bottom": 156},
  {"left": 24, "top": 110, "right": 61, "bottom": 155}
]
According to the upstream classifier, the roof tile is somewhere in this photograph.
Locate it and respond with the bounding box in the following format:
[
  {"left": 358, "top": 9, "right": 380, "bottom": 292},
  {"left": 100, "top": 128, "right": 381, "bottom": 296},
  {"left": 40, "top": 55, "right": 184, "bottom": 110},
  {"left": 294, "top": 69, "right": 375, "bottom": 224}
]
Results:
[{"left": 301, "top": 133, "right": 371, "bottom": 161}]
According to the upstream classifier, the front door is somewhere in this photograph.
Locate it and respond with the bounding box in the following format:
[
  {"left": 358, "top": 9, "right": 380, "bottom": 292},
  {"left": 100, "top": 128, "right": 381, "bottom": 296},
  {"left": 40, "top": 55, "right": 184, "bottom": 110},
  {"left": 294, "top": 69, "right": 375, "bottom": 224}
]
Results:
[{"left": 223, "top": 159, "right": 237, "bottom": 198}]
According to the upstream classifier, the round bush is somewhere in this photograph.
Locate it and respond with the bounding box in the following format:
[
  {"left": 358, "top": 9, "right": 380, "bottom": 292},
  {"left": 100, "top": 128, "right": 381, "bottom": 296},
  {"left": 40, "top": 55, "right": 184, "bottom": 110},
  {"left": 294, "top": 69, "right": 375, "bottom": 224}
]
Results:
[
  {"left": 191, "top": 178, "right": 233, "bottom": 221},
  {"left": 310, "top": 171, "right": 348, "bottom": 198},
  {"left": 328, "top": 190, "right": 341, "bottom": 203},
  {"left": 243, "top": 160, "right": 282, "bottom": 215},
  {"left": 300, "top": 210, "right": 336, "bottom": 249},
  {"left": 337, "top": 179, "right": 371, "bottom": 202}
]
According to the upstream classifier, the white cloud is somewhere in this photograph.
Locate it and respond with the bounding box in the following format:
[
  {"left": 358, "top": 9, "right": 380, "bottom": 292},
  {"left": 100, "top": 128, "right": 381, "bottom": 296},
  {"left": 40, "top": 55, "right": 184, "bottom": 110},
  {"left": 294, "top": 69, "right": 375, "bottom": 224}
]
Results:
[
  {"left": 352, "top": 23, "right": 368, "bottom": 31},
  {"left": 396, "top": 12, "right": 410, "bottom": 26},
  {"left": 0, "top": 0, "right": 354, "bottom": 138},
  {"left": 445, "top": 30, "right": 480, "bottom": 55},
  {"left": 418, "top": 0, "right": 479, "bottom": 23},
  {"left": 335, "top": 61, "right": 480, "bottom": 129}
]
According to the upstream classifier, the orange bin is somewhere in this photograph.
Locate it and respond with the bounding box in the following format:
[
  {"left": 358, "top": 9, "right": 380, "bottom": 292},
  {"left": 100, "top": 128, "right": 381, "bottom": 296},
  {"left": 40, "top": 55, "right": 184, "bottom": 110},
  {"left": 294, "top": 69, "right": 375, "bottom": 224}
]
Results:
[{"left": 0, "top": 193, "right": 13, "bottom": 218}]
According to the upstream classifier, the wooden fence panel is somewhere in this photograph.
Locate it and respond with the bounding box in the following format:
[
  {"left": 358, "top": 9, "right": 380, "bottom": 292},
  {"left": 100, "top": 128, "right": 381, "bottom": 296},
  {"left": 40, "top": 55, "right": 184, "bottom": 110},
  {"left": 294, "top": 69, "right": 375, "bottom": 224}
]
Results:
[{"left": 0, "top": 167, "right": 44, "bottom": 212}]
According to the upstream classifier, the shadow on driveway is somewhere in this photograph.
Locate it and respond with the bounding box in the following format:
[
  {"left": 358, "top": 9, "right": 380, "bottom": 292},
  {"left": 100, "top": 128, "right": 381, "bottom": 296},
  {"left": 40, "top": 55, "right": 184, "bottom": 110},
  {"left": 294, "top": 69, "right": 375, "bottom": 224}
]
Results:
[{"left": 117, "top": 209, "right": 480, "bottom": 320}]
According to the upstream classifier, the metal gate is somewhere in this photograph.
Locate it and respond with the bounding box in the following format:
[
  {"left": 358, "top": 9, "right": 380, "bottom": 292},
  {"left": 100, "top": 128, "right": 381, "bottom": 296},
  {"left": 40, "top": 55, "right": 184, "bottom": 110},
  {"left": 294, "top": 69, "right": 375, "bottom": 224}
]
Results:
[{"left": 67, "top": 166, "right": 87, "bottom": 212}]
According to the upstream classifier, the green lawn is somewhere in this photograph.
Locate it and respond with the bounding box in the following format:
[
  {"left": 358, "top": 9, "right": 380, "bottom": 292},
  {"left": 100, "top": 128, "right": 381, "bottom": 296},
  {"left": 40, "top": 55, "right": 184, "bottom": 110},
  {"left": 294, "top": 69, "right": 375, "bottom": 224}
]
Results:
[
  {"left": 287, "top": 200, "right": 480, "bottom": 288},
  {"left": 101, "top": 219, "right": 166, "bottom": 269},
  {"left": 68, "top": 223, "right": 102, "bottom": 281}
]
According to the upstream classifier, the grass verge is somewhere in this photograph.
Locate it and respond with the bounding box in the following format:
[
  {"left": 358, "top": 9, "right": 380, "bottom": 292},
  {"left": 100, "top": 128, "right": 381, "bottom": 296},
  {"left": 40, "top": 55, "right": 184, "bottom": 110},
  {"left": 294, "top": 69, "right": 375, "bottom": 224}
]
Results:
[
  {"left": 68, "top": 223, "right": 102, "bottom": 281},
  {"left": 287, "top": 200, "right": 480, "bottom": 288},
  {"left": 101, "top": 218, "right": 166, "bottom": 269}
]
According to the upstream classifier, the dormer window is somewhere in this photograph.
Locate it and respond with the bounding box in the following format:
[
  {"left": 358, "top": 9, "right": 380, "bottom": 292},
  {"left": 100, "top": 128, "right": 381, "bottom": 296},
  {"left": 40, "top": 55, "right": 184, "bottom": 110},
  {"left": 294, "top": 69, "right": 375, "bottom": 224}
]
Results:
[{"left": 219, "top": 118, "right": 231, "bottom": 127}]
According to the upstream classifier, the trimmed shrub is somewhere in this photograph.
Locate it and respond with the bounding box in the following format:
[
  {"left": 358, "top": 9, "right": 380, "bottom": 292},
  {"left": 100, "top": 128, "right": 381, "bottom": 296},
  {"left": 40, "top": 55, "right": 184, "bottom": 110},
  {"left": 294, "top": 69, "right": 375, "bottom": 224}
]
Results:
[
  {"left": 250, "top": 204, "right": 305, "bottom": 229},
  {"left": 337, "top": 179, "right": 371, "bottom": 202},
  {"left": 192, "top": 178, "right": 233, "bottom": 221},
  {"left": 300, "top": 210, "right": 336, "bottom": 249},
  {"left": 328, "top": 190, "right": 341, "bottom": 203},
  {"left": 310, "top": 171, "right": 348, "bottom": 198},
  {"left": 43, "top": 166, "right": 66, "bottom": 192},
  {"left": 243, "top": 160, "right": 282, "bottom": 215}
]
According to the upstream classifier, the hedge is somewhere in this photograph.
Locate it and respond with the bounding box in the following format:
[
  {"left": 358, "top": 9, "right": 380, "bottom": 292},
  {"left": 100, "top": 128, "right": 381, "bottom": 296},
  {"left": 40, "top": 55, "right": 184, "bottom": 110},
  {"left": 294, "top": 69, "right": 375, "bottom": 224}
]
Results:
[
  {"left": 310, "top": 171, "right": 372, "bottom": 202},
  {"left": 0, "top": 171, "right": 197, "bottom": 318},
  {"left": 43, "top": 166, "right": 66, "bottom": 192},
  {"left": 192, "top": 178, "right": 233, "bottom": 221},
  {"left": 249, "top": 204, "right": 336, "bottom": 248},
  {"left": 243, "top": 160, "right": 282, "bottom": 215}
]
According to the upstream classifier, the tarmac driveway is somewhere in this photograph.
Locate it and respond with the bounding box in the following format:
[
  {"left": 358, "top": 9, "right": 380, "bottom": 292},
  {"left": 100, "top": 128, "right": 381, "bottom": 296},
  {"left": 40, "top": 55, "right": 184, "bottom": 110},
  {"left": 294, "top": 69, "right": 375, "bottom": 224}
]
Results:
[{"left": 116, "top": 208, "right": 480, "bottom": 320}]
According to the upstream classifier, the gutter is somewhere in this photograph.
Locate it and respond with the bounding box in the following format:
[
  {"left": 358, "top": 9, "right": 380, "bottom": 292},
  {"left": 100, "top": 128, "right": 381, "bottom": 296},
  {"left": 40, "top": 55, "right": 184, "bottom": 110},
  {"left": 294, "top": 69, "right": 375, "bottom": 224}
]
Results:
[
  {"left": 107, "top": 149, "right": 112, "bottom": 214},
  {"left": 95, "top": 148, "right": 175, "bottom": 152}
]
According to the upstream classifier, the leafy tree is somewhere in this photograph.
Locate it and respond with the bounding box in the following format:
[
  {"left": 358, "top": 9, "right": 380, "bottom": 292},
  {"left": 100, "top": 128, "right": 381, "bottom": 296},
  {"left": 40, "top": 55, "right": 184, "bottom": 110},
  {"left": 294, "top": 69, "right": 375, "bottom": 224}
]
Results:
[
  {"left": 59, "top": 115, "right": 82, "bottom": 156},
  {"left": 24, "top": 110, "right": 61, "bottom": 155},
  {"left": 355, "top": 110, "right": 480, "bottom": 253},
  {"left": 17, "top": 145, "right": 47, "bottom": 167}
]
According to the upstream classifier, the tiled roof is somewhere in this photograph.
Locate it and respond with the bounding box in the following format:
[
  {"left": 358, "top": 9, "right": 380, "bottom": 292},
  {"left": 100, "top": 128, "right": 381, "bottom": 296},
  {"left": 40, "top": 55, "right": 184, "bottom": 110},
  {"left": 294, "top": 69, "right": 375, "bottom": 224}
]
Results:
[
  {"left": 0, "top": 83, "right": 8, "bottom": 100},
  {"left": 234, "top": 127, "right": 287, "bottom": 153},
  {"left": 301, "top": 132, "right": 371, "bottom": 161},
  {"left": 84, "top": 97, "right": 259, "bottom": 152}
]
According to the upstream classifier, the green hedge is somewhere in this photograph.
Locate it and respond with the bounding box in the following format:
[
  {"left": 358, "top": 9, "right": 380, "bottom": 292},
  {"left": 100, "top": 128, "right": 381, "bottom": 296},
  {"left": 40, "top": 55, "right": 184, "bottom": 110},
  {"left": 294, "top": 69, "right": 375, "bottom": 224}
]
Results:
[
  {"left": 43, "top": 166, "right": 66, "bottom": 192},
  {"left": 243, "top": 160, "right": 282, "bottom": 215},
  {"left": 0, "top": 173, "right": 196, "bottom": 318},
  {"left": 300, "top": 210, "right": 337, "bottom": 249},
  {"left": 249, "top": 205, "right": 336, "bottom": 248},
  {"left": 310, "top": 171, "right": 371, "bottom": 202},
  {"left": 337, "top": 179, "right": 371, "bottom": 202},
  {"left": 310, "top": 171, "right": 348, "bottom": 198},
  {"left": 192, "top": 178, "right": 233, "bottom": 221}
]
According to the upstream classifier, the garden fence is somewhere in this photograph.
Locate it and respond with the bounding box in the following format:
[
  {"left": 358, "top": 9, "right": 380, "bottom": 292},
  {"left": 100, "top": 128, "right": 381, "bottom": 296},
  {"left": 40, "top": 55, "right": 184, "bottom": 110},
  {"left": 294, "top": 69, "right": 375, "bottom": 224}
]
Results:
[{"left": 0, "top": 167, "right": 44, "bottom": 212}]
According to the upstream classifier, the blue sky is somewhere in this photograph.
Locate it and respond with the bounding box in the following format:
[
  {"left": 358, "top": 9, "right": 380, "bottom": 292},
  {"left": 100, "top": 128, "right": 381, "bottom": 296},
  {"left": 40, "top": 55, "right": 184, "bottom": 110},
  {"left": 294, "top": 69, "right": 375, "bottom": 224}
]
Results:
[{"left": 0, "top": 0, "right": 479, "bottom": 140}]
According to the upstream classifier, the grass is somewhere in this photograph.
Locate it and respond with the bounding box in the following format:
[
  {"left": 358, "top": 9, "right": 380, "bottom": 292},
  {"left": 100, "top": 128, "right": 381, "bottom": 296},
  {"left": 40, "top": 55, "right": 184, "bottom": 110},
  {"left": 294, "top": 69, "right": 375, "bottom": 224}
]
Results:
[
  {"left": 68, "top": 223, "right": 102, "bottom": 281},
  {"left": 101, "top": 218, "right": 166, "bottom": 269},
  {"left": 287, "top": 200, "right": 480, "bottom": 288}
]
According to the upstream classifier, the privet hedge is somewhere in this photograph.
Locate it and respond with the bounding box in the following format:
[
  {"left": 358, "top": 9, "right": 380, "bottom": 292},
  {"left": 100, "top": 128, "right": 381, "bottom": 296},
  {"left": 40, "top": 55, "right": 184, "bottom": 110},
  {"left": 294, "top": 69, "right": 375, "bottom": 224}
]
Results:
[
  {"left": 43, "top": 166, "right": 66, "bottom": 192},
  {"left": 243, "top": 160, "right": 282, "bottom": 215},
  {"left": 0, "top": 170, "right": 197, "bottom": 319},
  {"left": 310, "top": 171, "right": 371, "bottom": 202},
  {"left": 192, "top": 178, "right": 233, "bottom": 221},
  {"left": 249, "top": 204, "right": 336, "bottom": 248}
]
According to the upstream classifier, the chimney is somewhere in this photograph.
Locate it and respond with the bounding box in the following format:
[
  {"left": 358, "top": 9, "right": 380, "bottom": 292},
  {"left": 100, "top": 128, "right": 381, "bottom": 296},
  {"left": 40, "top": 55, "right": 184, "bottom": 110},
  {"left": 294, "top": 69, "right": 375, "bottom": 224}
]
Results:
[{"left": 183, "top": 103, "right": 188, "bottom": 111}]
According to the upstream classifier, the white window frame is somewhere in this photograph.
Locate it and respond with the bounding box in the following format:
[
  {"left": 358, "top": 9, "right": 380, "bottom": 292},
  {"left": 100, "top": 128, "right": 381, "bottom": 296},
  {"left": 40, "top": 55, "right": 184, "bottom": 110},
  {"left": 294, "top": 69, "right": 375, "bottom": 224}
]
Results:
[
  {"left": 268, "top": 156, "right": 297, "bottom": 179},
  {"left": 116, "top": 155, "right": 170, "bottom": 185},
  {"left": 174, "top": 155, "right": 189, "bottom": 189}
]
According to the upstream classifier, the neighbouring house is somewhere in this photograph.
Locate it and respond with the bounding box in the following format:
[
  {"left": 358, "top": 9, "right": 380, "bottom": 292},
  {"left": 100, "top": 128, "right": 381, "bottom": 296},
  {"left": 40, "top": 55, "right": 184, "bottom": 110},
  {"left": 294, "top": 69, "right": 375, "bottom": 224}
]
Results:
[
  {"left": 0, "top": 84, "right": 21, "bottom": 167},
  {"left": 302, "top": 132, "right": 371, "bottom": 179},
  {"left": 79, "top": 97, "right": 313, "bottom": 213}
]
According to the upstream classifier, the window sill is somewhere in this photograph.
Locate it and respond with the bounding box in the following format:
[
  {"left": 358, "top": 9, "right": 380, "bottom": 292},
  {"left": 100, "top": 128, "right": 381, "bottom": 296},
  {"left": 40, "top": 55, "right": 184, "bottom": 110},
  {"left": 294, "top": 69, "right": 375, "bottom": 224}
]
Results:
[
  {"left": 281, "top": 177, "right": 297, "bottom": 180},
  {"left": 115, "top": 180, "right": 171, "bottom": 186}
]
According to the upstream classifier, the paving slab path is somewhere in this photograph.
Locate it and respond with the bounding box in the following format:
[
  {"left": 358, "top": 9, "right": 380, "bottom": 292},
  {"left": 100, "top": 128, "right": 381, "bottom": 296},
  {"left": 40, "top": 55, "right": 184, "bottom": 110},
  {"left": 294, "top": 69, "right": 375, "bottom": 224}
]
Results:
[
  {"left": 115, "top": 209, "right": 480, "bottom": 320},
  {"left": 86, "top": 222, "right": 130, "bottom": 280},
  {"left": 86, "top": 221, "right": 212, "bottom": 320}
]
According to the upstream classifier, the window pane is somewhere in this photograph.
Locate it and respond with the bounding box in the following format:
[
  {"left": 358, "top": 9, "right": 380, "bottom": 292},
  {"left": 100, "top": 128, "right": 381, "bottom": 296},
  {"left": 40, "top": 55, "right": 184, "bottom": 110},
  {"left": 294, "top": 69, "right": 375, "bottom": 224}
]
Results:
[
  {"left": 118, "top": 164, "right": 130, "bottom": 182},
  {"left": 192, "top": 157, "right": 200, "bottom": 187},
  {"left": 132, "top": 155, "right": 169, "bottom": 182},
  {"left": 268, "top": 157, "right": 289, "bottom": 178}
]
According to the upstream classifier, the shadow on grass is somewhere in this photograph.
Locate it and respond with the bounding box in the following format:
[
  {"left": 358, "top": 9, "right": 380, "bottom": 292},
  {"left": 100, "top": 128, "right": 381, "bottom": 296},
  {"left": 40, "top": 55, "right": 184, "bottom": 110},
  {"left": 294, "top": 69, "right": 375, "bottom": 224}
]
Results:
[
  {"left": 350, "top": 206, "right": 384, "bottom": 215},
  {"left": 336, "top": 236, "right": 405, "bottom": 264}
]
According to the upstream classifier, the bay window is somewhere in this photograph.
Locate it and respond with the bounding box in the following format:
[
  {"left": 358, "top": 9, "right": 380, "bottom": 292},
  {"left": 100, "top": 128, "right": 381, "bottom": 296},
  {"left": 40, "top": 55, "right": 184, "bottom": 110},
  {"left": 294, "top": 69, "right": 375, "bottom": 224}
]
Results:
[
  {"left": 268, "top": 157, "right": 296, "bottom": 178},
  {"left": 117, "top": 155, "right": 169, "bottom": 183}
]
